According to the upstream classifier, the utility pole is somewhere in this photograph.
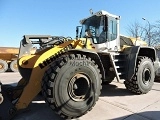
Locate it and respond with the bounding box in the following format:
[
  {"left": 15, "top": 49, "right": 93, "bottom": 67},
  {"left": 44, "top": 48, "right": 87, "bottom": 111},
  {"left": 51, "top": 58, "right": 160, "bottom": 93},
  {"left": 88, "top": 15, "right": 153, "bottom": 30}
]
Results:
[{"left": 142, "top": 18, "right": 151, "bottom": 46}]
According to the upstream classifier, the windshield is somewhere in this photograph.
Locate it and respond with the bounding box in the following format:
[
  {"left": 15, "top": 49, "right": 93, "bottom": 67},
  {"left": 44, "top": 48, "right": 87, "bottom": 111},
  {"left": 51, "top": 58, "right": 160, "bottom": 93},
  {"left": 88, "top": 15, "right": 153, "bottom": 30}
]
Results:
[{"left": 80, "top": 15, "right": 107, "bottom": 44}]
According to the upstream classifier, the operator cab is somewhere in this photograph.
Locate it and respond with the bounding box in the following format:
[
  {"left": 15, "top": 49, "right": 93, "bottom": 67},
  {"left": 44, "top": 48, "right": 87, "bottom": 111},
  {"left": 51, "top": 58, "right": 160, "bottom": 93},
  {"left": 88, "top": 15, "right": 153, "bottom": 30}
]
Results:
[{"left": 77, "top": 10, "right": 120, "bottom": 52}]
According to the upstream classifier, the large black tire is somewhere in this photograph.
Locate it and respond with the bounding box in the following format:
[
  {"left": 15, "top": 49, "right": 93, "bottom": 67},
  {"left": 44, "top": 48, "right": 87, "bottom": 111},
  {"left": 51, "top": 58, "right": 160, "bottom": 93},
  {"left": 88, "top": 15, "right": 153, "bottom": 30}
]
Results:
[
  {"left": 0, "top": 60, "right": 8, "bottom": 73},
  {"left": 124, "top": 57, "right": 155, "bottom": 94},
  {"left": 42, "top": 54, "right": 102, "bottom": 119},
  {"left": 10, "top": 60, "right": 18, "bottom": 72}
]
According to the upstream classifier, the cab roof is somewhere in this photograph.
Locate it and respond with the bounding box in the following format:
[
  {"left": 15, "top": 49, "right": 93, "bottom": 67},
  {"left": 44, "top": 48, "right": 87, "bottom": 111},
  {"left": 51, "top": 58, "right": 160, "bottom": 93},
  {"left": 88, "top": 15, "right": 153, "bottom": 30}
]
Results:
[{"left": 80, "top": 10, "right": 120, "bottom": 24}]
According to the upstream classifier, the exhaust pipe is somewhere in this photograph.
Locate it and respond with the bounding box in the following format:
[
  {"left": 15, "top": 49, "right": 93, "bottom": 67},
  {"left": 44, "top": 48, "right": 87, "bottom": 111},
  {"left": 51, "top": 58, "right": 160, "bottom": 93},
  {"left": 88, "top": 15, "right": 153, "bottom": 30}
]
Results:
[{"left": 0, "top": 82, "right": 3, "bottom": 104}]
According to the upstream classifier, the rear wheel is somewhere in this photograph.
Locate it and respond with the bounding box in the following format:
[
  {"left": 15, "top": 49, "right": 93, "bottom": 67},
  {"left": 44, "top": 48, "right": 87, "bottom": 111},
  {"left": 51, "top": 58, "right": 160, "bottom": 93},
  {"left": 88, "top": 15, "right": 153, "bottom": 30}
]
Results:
[
  {"left": 0, "top": 60, "right": 8, "bottom": 73},
  {"left": 124, "top": 57, "right": 155, "bottom": 94},
  {"left": 42, "top": 54, "right": 102, "bottom": 119},
  {"left": 10, "top": 60, "right": 18, "bottom": 72}
]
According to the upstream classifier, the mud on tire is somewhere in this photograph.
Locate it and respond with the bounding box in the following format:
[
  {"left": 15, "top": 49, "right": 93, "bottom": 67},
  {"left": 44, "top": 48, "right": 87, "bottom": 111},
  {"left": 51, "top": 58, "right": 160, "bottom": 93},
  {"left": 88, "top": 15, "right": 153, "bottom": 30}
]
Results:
[
  {"left": 124, "top": 57, "right": 155, "bottom": 94},
  {"left": 42, "top": 54, "right": 102, "bottom": 119}
]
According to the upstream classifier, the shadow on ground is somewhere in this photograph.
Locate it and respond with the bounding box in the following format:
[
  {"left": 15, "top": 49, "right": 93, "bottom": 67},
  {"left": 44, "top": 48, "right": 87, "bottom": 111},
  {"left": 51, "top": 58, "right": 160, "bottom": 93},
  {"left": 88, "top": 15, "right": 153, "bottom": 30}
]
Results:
[
  {"left": 7, "top": 80, "right": 160, "bottom": 120},
  {"left": 13, "top": 83, "right": 136, "bottom": 120},
  {"left": 14, "top": 104, "right": 160, "bottom": 120},
  {"left": 155, "top": 77, "right": 160, "bottom": 83},
  {"left": 13, "top": 95, "right": 65, "bottom": 120},
  {"left": 100, "top": 83, "right": 135, "bottom": 97},
  {"left": 111, "top": 111, "right": 160, "bottom": 120}
]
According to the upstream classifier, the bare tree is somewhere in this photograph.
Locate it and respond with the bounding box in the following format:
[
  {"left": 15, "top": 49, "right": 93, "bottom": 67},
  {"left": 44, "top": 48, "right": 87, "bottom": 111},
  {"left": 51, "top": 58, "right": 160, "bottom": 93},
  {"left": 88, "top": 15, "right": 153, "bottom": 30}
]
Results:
[
  {"left": 153, "top": 21, "right": 160, "bottom": 46},
  {"left": 127, "top": 21, "right": 144, "bottom": 38},
  {"left": 127, "top": 20, "right": 160, "bottom": 46}
]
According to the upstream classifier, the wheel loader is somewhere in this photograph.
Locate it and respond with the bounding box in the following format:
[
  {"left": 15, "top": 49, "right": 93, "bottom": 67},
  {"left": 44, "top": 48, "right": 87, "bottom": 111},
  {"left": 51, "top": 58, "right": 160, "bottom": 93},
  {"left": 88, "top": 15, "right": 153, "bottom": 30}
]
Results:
[{"left": 0, "top": 10, "right": 159, "bottom": 120}]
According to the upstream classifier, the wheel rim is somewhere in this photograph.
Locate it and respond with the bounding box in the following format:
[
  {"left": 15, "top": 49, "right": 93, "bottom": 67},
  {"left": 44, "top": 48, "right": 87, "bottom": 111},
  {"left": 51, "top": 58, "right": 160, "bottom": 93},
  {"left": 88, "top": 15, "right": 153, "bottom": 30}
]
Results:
[
  {"left": 68, "top": 73, "right": 91, "bottom": 101},
  {"left": 142, "top": 68, "right": 151, "bottom": 85}
]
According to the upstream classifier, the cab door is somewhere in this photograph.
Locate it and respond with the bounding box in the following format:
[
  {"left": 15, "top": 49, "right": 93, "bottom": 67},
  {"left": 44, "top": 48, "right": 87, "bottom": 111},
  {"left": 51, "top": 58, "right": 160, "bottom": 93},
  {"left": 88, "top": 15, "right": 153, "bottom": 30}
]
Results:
[{"left": 107, "top": 17, "right": 120, "bottom": 51}]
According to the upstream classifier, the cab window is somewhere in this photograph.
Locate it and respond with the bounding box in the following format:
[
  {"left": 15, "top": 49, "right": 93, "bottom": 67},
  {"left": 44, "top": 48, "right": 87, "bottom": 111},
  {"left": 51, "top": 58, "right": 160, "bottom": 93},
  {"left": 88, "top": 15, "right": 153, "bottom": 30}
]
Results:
[{"left": 108, "top": 18, "right": 117, "bottom": 41}]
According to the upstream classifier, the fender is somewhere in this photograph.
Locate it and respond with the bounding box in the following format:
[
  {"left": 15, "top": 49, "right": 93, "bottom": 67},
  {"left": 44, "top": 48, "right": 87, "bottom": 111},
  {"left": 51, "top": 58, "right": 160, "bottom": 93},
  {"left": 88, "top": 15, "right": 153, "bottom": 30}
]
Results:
[{"left": 124, "top": 46, "right": 157, "bottom": 81}]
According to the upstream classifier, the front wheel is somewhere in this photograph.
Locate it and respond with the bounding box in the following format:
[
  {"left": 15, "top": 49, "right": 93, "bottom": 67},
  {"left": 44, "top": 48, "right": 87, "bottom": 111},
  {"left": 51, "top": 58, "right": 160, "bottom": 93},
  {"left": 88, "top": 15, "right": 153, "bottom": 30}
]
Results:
[
  {"left": 124, "top": 57, "right": 155, "bottom": 94},
  {"left": 42, "top": 54, "right": 102, "bottom": 119}
]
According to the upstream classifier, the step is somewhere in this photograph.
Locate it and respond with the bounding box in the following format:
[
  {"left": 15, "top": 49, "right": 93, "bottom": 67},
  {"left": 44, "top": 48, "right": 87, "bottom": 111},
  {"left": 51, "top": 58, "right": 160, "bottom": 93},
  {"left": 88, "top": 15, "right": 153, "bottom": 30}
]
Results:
[
  {"left": 117, "top": 72, "right": 125, "bottom": 76},
  {"left": 115, "top": 66, "right": 125, "bottom": 69},
  {"left": 114, "top": 59, "right": 126, "bottom": 62}
]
